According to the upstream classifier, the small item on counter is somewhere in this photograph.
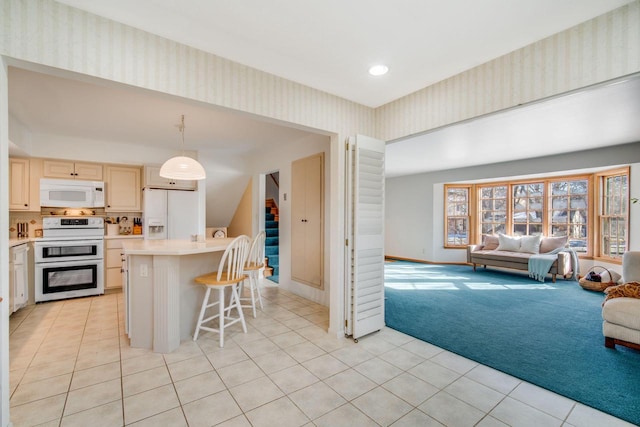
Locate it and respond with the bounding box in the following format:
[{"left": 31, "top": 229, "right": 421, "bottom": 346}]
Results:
[
  {"left": 107, "top": 223, "right": 119, "bottom": 236},
  {"left": 132, "top": 217, "right": 142, "bottom": 235},
  {"left": 16, "top": 222, "right": 29, "bottom": 238},
  {"left": 34, "top": 228, "right": 43, "bottom": 238},
  {"left": 119, "top": 216, "right": 132, "bottom": 235}
]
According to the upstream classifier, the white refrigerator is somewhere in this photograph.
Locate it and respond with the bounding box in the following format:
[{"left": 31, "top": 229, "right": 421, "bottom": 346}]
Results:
[{"left": 143, "top": 188, "right": 200, "bottom": 240}]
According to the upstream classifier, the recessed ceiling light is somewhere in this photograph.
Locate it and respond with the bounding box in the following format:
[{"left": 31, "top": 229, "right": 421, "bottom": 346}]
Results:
[{"left": 368, "top": 65, "right": 389, "bottom": 76}]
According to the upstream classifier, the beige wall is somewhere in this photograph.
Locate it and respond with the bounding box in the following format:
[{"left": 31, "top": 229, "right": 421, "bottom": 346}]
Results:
[{"left": 227, "top": 178, "right": 253, "bottom": 238}]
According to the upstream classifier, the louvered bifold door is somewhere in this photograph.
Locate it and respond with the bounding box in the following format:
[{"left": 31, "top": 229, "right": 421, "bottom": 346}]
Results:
[{"left": 345, "top": 135, "right": 386, "bottom": 340}]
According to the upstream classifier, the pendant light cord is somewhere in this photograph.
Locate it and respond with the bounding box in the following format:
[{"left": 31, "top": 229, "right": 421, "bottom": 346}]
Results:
[{"left": 179, "top": 114, "right": 186, "bottom": 156}]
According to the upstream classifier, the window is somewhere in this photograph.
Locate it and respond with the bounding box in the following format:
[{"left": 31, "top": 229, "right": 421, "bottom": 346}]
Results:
[
  {"left": 444, "top": 185, "right": 471, "bottom": 247},
  {"left": 479, "top": 185, "right": 507, "bottom": 239},
  {"left": 512, "top": 182, "right": 544, "bottom": 236},
  {"left": 549, "top": 178, "right": 589, "bottom": 253},
  {"left": 444, "top": 168, "right": 629, "bottom": 261},
  {"left": 598, "top": 169, "right": 629, "bottom": 259}
]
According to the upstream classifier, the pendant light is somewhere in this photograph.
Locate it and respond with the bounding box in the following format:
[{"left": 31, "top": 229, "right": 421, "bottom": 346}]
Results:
[{"left": 160, "top": 115, "right": 206, "bottom": 180}]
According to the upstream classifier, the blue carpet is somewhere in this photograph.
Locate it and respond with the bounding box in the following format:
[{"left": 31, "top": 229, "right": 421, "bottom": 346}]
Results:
[{"left": 384, "top": 261, "right": 640, "bottom": 425}]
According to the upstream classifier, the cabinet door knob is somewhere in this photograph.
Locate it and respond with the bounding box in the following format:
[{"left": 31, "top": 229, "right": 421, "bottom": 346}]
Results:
[{"left": 24, "top": 204, "right": 28, "bottom": 207}]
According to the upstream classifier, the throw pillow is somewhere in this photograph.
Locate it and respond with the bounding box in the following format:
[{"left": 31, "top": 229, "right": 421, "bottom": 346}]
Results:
[
  {"left": 496, "top": 234, "right": 521, "bottom": 252},
  {"left": 519, "top": 235, "right": 542, "bottom": 254},
  {"left": 539, "top": 236, "right": 568, "bottom": 254},
  {"left": 483, "top": 235, "right": 499, "bottom": 250}
]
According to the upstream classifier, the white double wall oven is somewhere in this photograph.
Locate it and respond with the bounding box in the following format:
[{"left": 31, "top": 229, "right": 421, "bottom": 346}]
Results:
[{"left": 34, "top": 217, "right": 105, "bottom": 302}]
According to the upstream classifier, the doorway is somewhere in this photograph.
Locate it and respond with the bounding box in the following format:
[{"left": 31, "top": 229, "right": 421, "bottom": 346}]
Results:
[{"left": 265, "top": 171, "right": 280, "bottom": 283}]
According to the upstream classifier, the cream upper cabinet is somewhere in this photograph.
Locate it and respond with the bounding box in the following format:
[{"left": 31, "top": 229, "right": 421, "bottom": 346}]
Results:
[
  {"left": 9, "top": 158, "right": 30, "bottom": 210},
  {"left": 28, "top": 158, "right": 44, "bottom": 212},
  {"left": 143, "top": 165, "right": 197, "bottom": 190},
  {"left": 9, "top": 157, "right": 44, "bottom": 212},
  {"left": 105, "top": 165, "right": 142, "bottom": 212},
  {"left": 43, "top": 160, "right": 103, "bottom": 181},
  {"left": 291, "top": 153, "right": 324, "bottom": 289}
]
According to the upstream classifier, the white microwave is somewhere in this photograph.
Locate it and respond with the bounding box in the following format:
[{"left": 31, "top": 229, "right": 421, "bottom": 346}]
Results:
[{"left": 40, "top": 178, "right": 105, "bottom": 208}]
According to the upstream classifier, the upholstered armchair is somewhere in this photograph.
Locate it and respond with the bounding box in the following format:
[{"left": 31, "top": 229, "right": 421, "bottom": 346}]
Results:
[{"left": 602, "top": 251, "right": 640, "bottom": 350}]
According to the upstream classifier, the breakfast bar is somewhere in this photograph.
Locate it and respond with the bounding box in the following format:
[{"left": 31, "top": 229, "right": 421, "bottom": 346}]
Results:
[{"left": 121, "top": 238, "right": 233, "bottom": 353}]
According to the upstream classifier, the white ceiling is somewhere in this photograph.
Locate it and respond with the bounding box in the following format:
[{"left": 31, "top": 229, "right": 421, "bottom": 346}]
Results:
[
  {"left": 8, "top": 1, "right": 640, "bottom": 177},
  {"left": 54, "top": 0, "right": 633, "bottom": 108}
]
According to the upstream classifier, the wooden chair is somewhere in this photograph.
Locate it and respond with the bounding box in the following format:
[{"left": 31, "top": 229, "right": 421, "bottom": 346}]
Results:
[
  {"left": 239, "top": 231, "right": 266, "bottom": 318},
  {"left": 193, "top": 235, "right": 251, "bottom": 347}
]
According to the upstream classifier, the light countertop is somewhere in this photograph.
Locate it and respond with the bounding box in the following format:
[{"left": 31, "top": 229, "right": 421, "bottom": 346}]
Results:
[
  {"left": 121, "top": 237, "right": 233, "bottom": 256},
  {"left": 9, "top": 238, "right": 31, "bottom": 248},
  {"left": 104, "top": 234, "right": 144, "bottom": 240}
]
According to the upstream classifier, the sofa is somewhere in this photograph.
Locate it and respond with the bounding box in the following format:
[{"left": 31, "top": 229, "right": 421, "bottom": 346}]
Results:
[
  {"left": 602, "top": 251, "right": 640, "bottom": 350},
  {"left": 467, "top": 234, "right": 573, "bottom": 282}
]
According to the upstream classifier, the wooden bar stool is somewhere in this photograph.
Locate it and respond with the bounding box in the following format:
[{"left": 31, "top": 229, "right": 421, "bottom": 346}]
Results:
[
  {"left": 193, "top": 235, "right": 250, "bottom": 347},
  {"left": 239, "top": 231, "right": 266, "bottom": 318}
]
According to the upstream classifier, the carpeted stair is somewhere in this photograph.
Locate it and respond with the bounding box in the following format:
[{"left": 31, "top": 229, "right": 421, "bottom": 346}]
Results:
[{"left": 265, "top": 199, "right": 279, "bottom": 283}]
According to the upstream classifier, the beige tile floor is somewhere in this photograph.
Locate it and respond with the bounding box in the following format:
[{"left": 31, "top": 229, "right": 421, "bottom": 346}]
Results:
[{"left": 8, "top": 282, "right": 635, "bottom": 427}]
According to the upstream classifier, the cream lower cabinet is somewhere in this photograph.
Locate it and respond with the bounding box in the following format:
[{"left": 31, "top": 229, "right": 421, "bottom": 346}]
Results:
[
  {"left": 291, "top": 153, "right": 324, "bottom": 289},
  {"left": 10, "top": 243, "right": 29, "bottom": 313},
  {"left": 105, "top": 238, "right": 142, "bottom": 289},
  {"left": 105, "top": 165, "right": 142, "bottom": 212}
]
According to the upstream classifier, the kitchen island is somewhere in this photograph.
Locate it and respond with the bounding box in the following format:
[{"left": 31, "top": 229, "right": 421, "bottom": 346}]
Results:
[{"left": 121, "top": 238, "right": 233, "bottom": 353}]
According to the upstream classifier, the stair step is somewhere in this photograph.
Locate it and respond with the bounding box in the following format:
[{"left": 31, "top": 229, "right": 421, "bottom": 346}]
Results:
[
  {"left": 265, "top": 237, "right": 279, "bottom": 246},
  {"left": 267, "top": 254, "right": 279, "bottom": 265},
  {"left": 265, "top": 246, "right": 279, "bottom": 256},
  {"left": 265, "top": 228, "right": 279, "bottom": 237},
  {"left": 266, "top": 213, "right": 275, "bottom": 221},
  {"left": 265, "top": 220, "right": 279, "bottom": 229}
]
